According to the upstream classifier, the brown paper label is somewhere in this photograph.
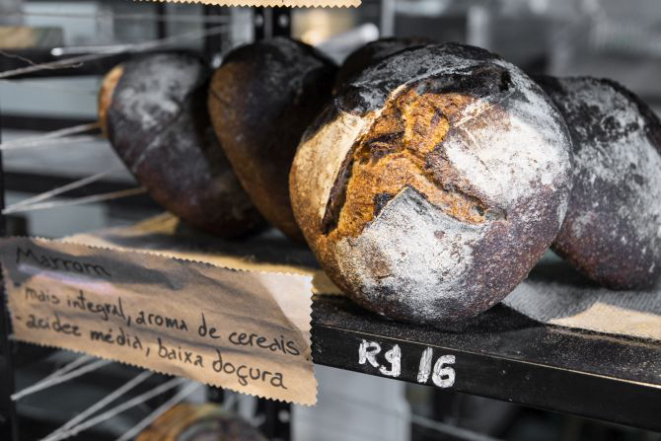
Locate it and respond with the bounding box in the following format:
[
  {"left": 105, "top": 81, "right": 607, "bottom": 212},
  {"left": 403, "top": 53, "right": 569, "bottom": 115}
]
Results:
[
  {"left": 140, "top": 0, "right": 360, "bottom": 7},
  {"left": 1, "top": 237, "right": 317, "bottom": 405}
]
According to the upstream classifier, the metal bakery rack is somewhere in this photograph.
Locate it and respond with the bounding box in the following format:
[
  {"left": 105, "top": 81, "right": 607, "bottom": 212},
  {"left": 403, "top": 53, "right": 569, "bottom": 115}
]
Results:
[{"left": 0, "top": 2, "right": 660, "bottom": 440}]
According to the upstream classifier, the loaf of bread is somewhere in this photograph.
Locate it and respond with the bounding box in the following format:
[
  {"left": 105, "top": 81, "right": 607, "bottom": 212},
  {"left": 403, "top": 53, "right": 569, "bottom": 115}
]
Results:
[
  {"left": 208, "top": 37, "right": 337, "bottom": 242},
  {"left": 290, "top": 43, "right": 573, "bottom": 324},
  {"left": 99, "top": 53, "right": 264, "bottom": 238},
  {"left": 136, "top": 403, "right": 266, "bottom": 441},
  {"left": 334, "top": 37, "right": 435, "bottom": 91},
  {"left": 536, "top": 76, "right": 661, "bottom": 289}
]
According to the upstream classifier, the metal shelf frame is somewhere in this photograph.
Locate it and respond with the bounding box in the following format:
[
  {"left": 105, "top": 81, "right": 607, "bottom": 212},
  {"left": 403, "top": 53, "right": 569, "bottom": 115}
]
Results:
[
  {"left": 312, "top": 295, "right": 661, "bottom": 432},
  {"left": 0, "top": 5, "right": 292, "bottom": 440},
  {"left": 1, "top": 2, "right": 661, "bottom": 440}
]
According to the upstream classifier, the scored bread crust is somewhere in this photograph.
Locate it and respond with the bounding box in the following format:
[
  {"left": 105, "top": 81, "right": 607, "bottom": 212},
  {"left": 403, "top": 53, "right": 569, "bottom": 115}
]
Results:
[
  {"left": 537, "top": 76, "right": 661, "bottom": 289},
  {"left": 333, "top": 37, "right": 435, "bottom": 93},
  {"left": 208, "top": 37, "right": 337, "bottom": 242},
  {"left": 290, "top": 43, "right": 573, "bottom": 324},
  {"left": 101, "top": 53, "right": 264, "bottom": 238}
]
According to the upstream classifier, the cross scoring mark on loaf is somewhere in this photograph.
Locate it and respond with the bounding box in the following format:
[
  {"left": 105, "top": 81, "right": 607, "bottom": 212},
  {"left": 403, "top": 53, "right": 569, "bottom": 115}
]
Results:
[{"left": 321, "top": 83, "right": 508, "bottom": 239}]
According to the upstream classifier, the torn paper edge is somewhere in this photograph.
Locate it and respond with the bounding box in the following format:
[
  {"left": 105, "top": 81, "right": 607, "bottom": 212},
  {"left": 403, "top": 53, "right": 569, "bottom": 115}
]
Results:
[
  {"left": 1, "top": 237, "right": 318, "bottom": 406},
  {"left": 135, "top": 0, "right": 361, "bottom": 8}
]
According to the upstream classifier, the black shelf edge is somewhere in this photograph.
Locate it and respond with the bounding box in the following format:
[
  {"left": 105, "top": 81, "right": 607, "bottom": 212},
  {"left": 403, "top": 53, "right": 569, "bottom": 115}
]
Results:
[{"left": 311, "top": 295, "right": 661, "bottom": 432}]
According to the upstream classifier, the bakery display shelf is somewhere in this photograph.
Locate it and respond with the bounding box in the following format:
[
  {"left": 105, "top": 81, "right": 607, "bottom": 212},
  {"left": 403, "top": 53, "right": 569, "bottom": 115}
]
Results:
[
  {"left": 4, "top": 160, "right": 661, "bottom": 435},
  {"left": 3, "top": 171, "right": 159, "bottom": 211},
  {"left": 2, "top": 3, "right": 661, "bottom": 440},
  {"left": 0, "top": 49, "right": 166, "bottom": 80},
  {"left": 312, "top": 294, "right": 661, "bottom": 432},
  {"left": 2, "top": 107, "right": 661, "bottom": 439},
  {"left": 0, "top": 7, "right": 262, "bottom": 439}
]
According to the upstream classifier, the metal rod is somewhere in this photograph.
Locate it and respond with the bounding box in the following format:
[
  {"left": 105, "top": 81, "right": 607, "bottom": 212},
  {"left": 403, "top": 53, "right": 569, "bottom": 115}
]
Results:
[
  {"left": 115, "top": 381, "right": 202, "bottom": 441},
  {"left": 0, "top": 24, "right": 229, "bottom": 80},
  {"left": 258, "top": 399, "right": 291, "bottom": 441},
  {"left": 43, "top": 377, "right": 187, "bottom": 441},
  {"left": 380, "top": 0, "right": 396, "bottom": 37},
  {"left": 155, "top": 3, "right": 168, "bottom": 40},
  {"left": 2, "top": 187, "right": 146, "bottom": 215},
  {"left": 48, "top": 370, "right": 154, "bottom": 439},
  {"left": 0, "top": 74, "right": 19, "bottom": 441},
  {"left": 12, "top": 359, "right": 112, "bottom": 402},
  {"left": 253, "top": 8, "right": 291, "bottom": 40},
  {"left": 203, "top": 6, "right": 224, "bottom": 60},
  {"left": 251, "top": 11, "right": 291, "bottom": 440}
]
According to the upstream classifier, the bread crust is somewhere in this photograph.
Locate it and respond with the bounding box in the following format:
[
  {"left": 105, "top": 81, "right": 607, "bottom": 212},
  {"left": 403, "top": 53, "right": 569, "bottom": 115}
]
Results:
[
  {"left": 291, "top": 43, "right": 573, "bottom": 324},
  {"left": 98, "top": 64, "right": 124, "bottom": 137},
  {"left": 334, "top": 37, "right": 435, "bottom": 93},
  {"left": 537, "top": 76, "right": 661, "bottom": 289},
  {"left": 101, "top": 53, "right": 264, "bottom": 238},
  {"left": 208, "top": 37, "right": 336, "bottom": 241}
]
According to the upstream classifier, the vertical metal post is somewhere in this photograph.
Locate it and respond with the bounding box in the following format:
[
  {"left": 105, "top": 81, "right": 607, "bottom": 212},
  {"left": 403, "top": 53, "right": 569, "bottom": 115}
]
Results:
[
  {"left": 380, "top": 0, "right": 396, "bottom": 37},
  {"left": 207, "top": 386, "right": 224, "bottom": 404},
  {"left": 258, "top": 400, "right": 291, "bottom": 441},
  {"left": 0, "top": 91, "right": 18, "bottom": 441},
  {"left": 251, "top": 8, "right": 292, "bottom": 440},
  {"left": 155, "top": 2, "right": 167, "bottom": 40},
  {"left": 253, "top": 8, "right": 291, "bottom": 40},
  {"left": 203, "top": 5, "right": 224, "bottom": 60}
]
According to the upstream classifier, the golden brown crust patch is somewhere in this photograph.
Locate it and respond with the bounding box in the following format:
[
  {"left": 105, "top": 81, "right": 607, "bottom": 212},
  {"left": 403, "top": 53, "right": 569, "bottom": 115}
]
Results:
[
  {"left": 322, "top": 86, "right": 496, "bottom": 242},
  {"left": 98, "top": 64, "right": 125, "bottom": 137}
]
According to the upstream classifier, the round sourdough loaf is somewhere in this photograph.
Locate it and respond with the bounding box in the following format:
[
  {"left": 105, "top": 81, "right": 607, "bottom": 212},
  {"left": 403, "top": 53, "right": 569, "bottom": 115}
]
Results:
[
  {"left": 99, "top": 53, "right": 264, "bottom": 238},
  {"left": 290, "top": 43, "right": 573, "bottom": 324},
  {"left": 536, "top": 76, "right": 661, "bottom": 289},
  {"left": 208, "top": 37, "right": 337, "bottom": 242},
  {"left": 334, "top": 37, "right": 435, "bottom": 92}
]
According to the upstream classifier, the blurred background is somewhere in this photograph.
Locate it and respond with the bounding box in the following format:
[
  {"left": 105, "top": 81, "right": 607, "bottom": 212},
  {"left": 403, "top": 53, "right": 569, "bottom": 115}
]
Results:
[{"left": 1, "top": 1, "right": 661, "bottom": 440}]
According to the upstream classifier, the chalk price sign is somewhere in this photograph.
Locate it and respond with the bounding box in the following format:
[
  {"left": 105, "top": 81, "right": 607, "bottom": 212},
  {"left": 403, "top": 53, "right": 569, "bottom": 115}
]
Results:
[{"left": 358, "top": 339, "right": 456, "bottom": 388}]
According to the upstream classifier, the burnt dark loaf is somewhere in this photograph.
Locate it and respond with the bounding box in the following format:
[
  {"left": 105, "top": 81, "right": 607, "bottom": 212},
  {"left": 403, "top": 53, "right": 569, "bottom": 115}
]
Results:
[
  {"left": 290, "top": 43, "right": 573, "bottom": 325},
  {"left": 99, "top": 53, "right": 264, "bottom": 238},
  {"left": 208, "top": 37, "right": 337, "bottom": 242},
  {"left": 536, "top": 76, "right": 661, "bottom": 289},
  {"left": 334, "top": 37, "right": 435, "bottom": 92}
]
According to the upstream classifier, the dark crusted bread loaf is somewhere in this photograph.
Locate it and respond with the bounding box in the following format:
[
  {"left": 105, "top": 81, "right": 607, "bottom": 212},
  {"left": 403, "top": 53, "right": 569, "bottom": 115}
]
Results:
[
  {"left": 290, "top": 43, "right": 573, "bottom": 325},
  {"left": 99, "top": 53, "right": 264, "bottom": 238},
  {"left": 334, "top": 37, "right": 435, "bottom": 92},
  {"left": 208, "top": 37, "right": 337, "bottom": 242},
  {"left": 536, "top": 76, "right": 661, "bottom": 289}
]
